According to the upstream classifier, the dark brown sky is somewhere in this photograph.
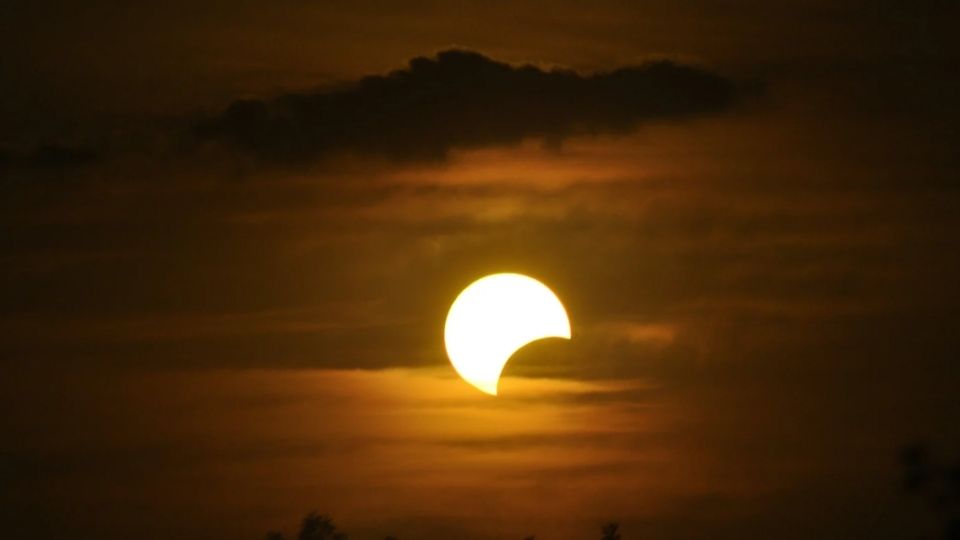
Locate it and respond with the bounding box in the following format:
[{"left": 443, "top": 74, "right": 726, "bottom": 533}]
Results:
[{"left": 2, "top": 2, "right": 960, "bottom": 540}]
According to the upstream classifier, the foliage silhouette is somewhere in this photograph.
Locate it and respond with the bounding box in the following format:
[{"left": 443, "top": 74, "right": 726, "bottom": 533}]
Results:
[
  {"left": 298, "top": 513, "right": 347, "bottom": 540},
  {"left": 264, "top": 512, "right": 347, "bottom": 540},
  {"left": 265, "top": 447, "right": 960, "bottom": 540},
  {"left": 601, "top": 522, "right": 621, "bottom": 540},
  {"left": 899, "top": 444, "right": 960, "bottom": 540},
  {"left": 268, "top": 513, "right": 639, "bottom": 540}
]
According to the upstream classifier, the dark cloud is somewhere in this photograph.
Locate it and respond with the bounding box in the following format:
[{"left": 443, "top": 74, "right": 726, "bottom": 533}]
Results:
[
  {"left": 197, "top": 49, "right": 735, "bottom": 162},
  {"left": 0, "top": 143, "right": 100, "bottom": 191},
  {"left": 0, "top": 143, "right": 98, "bottom": 175}
]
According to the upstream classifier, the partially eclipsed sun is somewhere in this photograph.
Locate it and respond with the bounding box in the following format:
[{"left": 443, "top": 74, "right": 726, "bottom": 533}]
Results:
[{"left": 444, "top": 273, "right": 571, "bottom": 395}]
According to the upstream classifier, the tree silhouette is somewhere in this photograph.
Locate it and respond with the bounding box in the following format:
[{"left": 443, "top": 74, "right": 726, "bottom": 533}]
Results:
[
  {"left": 899, "top": 445, "right": 960, "bottom": 540},
  {"left": 601, "top": 522, "right": 621, "bottom": 540},
  {"left": 268, "top": 511, "right": 625, "bottom": 540},
  {"left": 298, "top": 513, "right": 347, "bottom": 540}
]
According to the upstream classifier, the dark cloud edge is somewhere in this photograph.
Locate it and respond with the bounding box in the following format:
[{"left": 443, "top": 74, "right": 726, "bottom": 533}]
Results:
[{"left": 196, "top": 48, "right": 739, "bottom": 164}]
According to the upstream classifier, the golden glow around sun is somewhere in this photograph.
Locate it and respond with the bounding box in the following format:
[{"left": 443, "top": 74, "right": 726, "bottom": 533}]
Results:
[{"left": 444, "top": 273, "right": 571, "bottom": 395}]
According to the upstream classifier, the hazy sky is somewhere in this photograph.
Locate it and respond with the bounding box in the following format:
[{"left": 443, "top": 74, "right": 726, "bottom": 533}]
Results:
[{"left": 2, "top": 2, "right": 959, "bottom": 539}]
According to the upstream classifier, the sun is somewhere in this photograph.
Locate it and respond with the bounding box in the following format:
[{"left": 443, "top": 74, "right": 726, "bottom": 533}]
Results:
[{"left": 444, "top": 273, "right": 571, "bottom": 395}]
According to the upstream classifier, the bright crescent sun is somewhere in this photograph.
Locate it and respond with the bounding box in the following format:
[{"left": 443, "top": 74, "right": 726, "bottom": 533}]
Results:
[{"left": 444, "top": 273, "right": 571, "bottom": 395}]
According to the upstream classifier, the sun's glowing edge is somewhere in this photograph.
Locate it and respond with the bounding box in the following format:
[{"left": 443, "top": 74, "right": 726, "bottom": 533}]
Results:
[{"left": 444, "top": 273, "right": 572, "bottom": 396}]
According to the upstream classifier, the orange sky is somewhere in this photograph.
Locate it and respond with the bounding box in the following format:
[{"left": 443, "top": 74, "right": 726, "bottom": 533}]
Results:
[{"left": 2, "top": 2, "right": 960, "bottom": 540}]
